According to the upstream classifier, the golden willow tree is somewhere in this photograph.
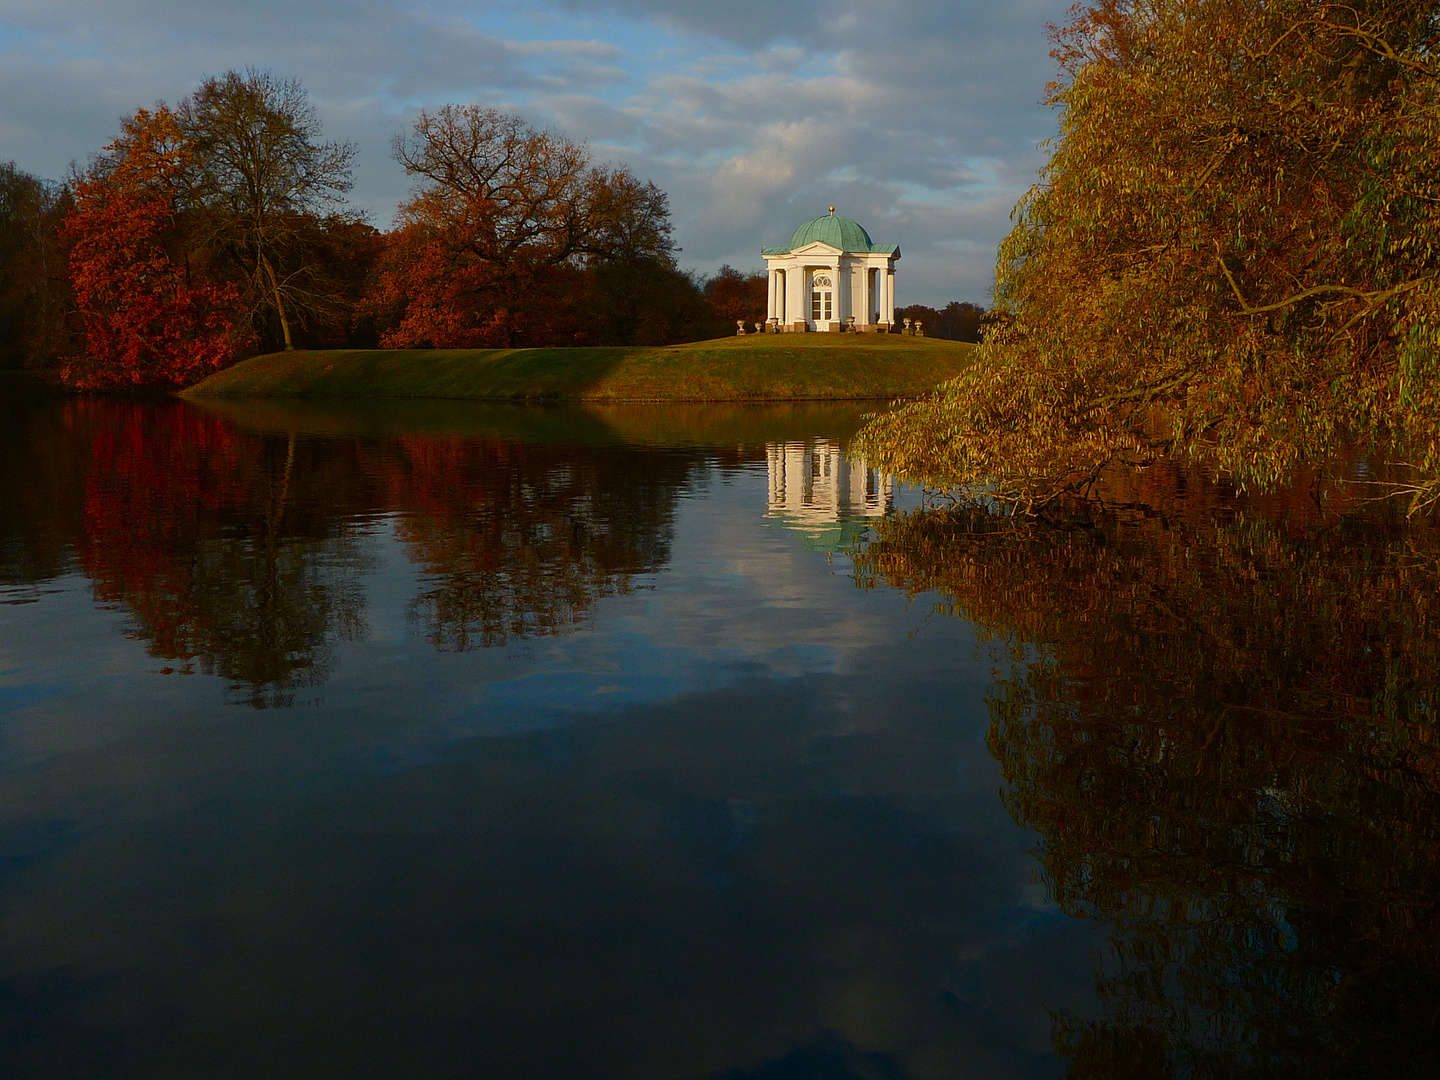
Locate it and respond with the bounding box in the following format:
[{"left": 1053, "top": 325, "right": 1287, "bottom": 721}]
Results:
[{"left": 856, "top": 0, "right": 1440, "bottom": 512}]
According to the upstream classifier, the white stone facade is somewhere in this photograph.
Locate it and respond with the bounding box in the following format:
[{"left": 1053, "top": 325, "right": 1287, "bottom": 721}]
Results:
[{"left": 761, "top": 211, "right": 900, "bottom": 332}]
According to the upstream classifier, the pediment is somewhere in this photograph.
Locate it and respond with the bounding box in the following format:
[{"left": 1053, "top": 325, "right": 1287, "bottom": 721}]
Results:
[{"left": 789, "top": 241, "right": 843, "bottom": 256}]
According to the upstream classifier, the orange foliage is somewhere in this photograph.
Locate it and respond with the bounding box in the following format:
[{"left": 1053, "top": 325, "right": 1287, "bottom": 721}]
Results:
[
  {"left": 704, "top": 267, "right": 767, "bottom": 327},
  {"left": 61, "top": 108, "right": 248, "bottom": 388},
  {"left": 367, "top": 225, "right": 514, "bottom": 348},
  {"left": 373, "top": 106, "right": 687, "bottom": 348}
]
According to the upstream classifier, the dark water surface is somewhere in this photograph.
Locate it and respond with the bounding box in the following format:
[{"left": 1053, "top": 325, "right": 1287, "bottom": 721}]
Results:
[{"left": 0, "top": 389, "right": 1437, "bottom": 1078}]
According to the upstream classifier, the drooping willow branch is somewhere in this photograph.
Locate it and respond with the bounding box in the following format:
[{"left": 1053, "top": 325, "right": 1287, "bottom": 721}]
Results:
[{"left": 1217, "top": 255, "right": 1427, "bottom": 316}]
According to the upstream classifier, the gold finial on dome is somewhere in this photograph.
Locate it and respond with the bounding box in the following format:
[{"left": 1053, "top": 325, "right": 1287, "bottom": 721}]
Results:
[{"left": 829, "top": 206, "right": 835, "bottom": 214}]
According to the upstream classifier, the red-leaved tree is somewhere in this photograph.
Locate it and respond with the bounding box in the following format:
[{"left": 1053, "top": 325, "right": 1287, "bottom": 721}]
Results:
[
  {"left": 367, "top": 224, "right": 513, "bottom": 348},
  {"left": 373, "top": 106, "right": 680, "bottom": 348},
  {"left": 62, "top": 107, "right": 248, "bottom": 388}
]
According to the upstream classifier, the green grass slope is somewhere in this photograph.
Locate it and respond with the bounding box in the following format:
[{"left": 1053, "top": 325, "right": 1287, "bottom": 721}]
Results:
[{"left": 181, "top": 334, "right": 977, "bottom": 402}]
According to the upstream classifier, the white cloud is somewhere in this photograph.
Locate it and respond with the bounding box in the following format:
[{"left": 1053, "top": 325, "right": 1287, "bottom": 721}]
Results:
[
  {"left": 509, "top": 38, "right": 622, "bottom": 60},
  {"left": 707, "top": 121, "right": 838, "bottom": 234}
]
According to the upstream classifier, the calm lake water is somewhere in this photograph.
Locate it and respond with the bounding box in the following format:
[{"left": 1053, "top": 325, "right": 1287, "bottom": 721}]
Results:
[{"left": 1, "top": 386, "right": 1437, "bottom": 1078}]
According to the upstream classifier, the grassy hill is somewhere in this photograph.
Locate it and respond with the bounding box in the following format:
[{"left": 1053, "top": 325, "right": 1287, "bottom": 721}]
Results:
[{"left": 182, "top": 334, "right": 977, "bottom": 402}]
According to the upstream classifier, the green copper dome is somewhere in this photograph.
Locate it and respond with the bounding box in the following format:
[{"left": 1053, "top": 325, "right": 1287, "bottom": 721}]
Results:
[
  {"left": 786, "top": 212, "right": 875, "bottom": 252},
  {"left": 760, "top": 210, "right": 898, "bottom": 257}
]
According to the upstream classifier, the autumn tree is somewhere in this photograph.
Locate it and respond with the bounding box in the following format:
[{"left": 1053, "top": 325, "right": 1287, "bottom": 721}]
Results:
[
  {"left": 378, "top": 105, "right": 677, "bottom": 347},
  {"left": 584, "top": 165, "right": 675, "bottom": 264},
  {"left": 704, "top": 265, "right": 768, "bottom": 329},
  {"left": 178, "top": 69, "right": 358, "bottom": 350},
  {"left": 291, "top": 216, "right": 386, "bottom": 348},
  {"left": 62, "top": 108, "right": 246, "bottom": 389},
  {"left": 857, "top": 0, "right": 1440, "bottom": 514},
  {"left": 577, "top": 166, "right": 714, "bottom": 344}
]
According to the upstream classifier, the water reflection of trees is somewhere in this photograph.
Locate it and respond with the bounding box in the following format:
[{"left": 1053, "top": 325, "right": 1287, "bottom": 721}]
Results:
[
  {"left": 854, "top": 472, "right": 1440, "bottom": 1078},
  {"left": 383, "top": 438, "right": 686, "bottom": 650},
  {"left": 1, "top": 399, "right": 693, "bottom": 702},
  {"left": 73, "top": 402, "right": 373, "bottom": 708},
  {"left": 0, "top": 384, "right": 87, "bottom": 590}
]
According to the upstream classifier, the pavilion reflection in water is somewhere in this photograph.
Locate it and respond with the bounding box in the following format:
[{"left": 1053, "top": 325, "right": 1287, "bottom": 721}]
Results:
[{"left": 764, "top": 440, "right": 894, "bottom": 549}]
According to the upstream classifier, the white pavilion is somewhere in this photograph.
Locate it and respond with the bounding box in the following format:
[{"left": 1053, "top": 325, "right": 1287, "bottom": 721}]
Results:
[{"left": 762, "top": 209, "right": 900, "bottom": 332}]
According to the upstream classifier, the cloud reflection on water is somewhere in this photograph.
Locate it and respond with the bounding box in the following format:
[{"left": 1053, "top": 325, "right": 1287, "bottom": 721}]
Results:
[{"left": 0, "top": 397, "right": 1098, "bottom": 1079}]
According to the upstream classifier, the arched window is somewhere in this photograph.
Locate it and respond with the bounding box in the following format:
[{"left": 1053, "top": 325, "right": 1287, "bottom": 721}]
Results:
[{"left": 811, "top": 274, "right": 833, "bottom": 323}]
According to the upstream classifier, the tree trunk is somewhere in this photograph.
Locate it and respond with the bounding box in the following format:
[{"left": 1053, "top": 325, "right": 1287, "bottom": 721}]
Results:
[{"left": 259, "top": 251, "right": 294, "bottom": 351}]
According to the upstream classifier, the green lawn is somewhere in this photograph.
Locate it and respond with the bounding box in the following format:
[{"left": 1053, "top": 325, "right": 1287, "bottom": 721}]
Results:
[{"left": 181, "top": 334, "right": 977, "bottom": 402}]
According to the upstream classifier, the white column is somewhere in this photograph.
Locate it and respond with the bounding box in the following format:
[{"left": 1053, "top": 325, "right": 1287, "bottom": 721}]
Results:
[
  {"left": 831, "top": 260, "right": 844, "bottom": 327},
  {"left": 883, "top": 267, "right": 895, "bottom": 325},
  {"left": 767, "top": 270, "right": 778, "bottom": 321},
  {"left": 767, "top": 444, "right": 784, "bottom": 510}
]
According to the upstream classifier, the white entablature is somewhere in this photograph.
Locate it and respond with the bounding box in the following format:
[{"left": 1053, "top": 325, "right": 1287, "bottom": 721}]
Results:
[{"left": 761, "top": 209, "right": 900, "bottom": 332}]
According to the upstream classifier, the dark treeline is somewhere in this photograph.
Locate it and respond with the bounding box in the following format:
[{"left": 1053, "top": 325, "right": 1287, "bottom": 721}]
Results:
[
  {"left": 895, "top": 301, "right": 987, "bottom": 342},
  {"left": 0, "top": 163, "right": 73, "bottom": 370},
  {"left": 1, "top": 69, "right": 988, "bottom": 387}
]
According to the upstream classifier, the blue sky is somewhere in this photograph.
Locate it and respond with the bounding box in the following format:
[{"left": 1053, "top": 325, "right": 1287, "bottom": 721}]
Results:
[{"left": 0, "top": 0, "right": 1069, "bottom": 305}]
